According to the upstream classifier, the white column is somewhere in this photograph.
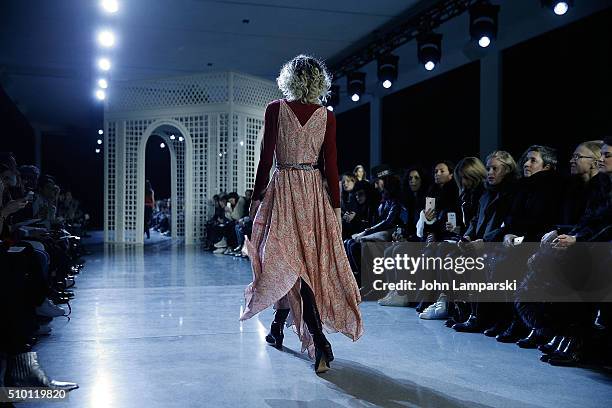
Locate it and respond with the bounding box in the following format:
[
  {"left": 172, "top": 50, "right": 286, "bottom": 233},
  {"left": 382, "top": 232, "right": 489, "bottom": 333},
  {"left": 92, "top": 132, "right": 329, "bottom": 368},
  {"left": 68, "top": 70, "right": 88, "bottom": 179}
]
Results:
[
  {"left": 369, "top": 95, "right": 382, "bottom": 170},
  {"left": 480, "top": 52, "right": 502, "bottom": 160}
]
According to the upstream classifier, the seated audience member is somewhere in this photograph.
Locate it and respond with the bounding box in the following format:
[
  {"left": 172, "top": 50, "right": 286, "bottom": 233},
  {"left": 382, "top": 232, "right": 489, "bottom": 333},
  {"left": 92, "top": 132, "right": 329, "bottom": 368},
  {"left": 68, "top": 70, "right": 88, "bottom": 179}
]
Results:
[
  {"left": 452, "top": 151, "right": 518, "bottom": 333},
  {"left": 353, "top": 164, "right": 368, "bottom": 182},
  {"left": 399, "top": 166, "right": 429, "bottom": 239},
  {"left": 417, "top": 157, "right": 487, "bottom": 319},
  {"left": 214, "top": 192, "right": 247, "bottom": 253},
  {"left": 204, "top": 195, "right": 230, "bottom": 250},
  {"left": 417, "top": 160, "right": 462, "bottom": 242},
  {"left": 344, "top": 175, "right": 403, "bottom": 286},
  {"left": 342, "top": 180, "right": 376, "bottom": 239},
  {"left": 495, "top": 145, "right": 565, "bottom": 345},
  {"left": 340, "top": 173, "right": 358, "bottom": 215}
]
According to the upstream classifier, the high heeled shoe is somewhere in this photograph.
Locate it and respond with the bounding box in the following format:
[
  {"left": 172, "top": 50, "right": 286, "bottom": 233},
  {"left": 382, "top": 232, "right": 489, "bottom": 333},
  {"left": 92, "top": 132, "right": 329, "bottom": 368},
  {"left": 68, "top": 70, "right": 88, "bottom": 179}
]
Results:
[{"left": 265, "top": 309, "right": 290, "bottom": 349}]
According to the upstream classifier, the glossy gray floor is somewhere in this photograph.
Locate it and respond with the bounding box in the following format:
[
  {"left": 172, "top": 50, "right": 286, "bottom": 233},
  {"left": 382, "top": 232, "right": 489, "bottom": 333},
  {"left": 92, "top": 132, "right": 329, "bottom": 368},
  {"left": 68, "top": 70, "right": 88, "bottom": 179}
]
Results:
[{"left": 27, "top": 232, "right": 611, "bottom": 408}]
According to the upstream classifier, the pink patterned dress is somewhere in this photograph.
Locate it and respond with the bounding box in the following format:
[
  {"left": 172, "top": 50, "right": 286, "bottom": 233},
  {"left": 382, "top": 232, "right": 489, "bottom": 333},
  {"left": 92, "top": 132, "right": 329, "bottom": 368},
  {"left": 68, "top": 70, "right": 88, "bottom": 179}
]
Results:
[{"left": 240, "top": 99, "right": 363, "bottom": 356}]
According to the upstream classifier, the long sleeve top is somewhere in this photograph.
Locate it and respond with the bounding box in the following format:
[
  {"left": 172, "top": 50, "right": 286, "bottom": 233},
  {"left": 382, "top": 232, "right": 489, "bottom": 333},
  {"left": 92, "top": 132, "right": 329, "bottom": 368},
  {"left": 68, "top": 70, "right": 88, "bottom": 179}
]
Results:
[{"left": 251, "top": 100, "right": 341, "bottom": 208}]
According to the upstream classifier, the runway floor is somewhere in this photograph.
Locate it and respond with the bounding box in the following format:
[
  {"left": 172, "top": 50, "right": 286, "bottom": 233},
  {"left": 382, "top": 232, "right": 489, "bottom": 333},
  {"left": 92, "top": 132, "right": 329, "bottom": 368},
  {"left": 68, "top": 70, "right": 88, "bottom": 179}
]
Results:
[{"left": 27, "top": 231, "right": 611, "bottom": 407}]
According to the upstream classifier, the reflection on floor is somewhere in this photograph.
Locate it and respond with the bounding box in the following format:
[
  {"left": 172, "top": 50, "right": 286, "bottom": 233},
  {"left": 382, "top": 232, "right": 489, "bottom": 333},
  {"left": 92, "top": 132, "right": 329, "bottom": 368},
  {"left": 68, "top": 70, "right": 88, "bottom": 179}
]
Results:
[{"left": 28, "top": 233, "right": 611, "bottom": 408}]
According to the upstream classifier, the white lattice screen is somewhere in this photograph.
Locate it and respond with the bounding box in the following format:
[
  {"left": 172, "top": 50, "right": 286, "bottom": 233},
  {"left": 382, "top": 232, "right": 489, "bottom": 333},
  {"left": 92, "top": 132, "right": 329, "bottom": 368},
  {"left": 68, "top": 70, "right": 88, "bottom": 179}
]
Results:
[{"left": 104, "top": 72, "right": 281, "bottom": 244}]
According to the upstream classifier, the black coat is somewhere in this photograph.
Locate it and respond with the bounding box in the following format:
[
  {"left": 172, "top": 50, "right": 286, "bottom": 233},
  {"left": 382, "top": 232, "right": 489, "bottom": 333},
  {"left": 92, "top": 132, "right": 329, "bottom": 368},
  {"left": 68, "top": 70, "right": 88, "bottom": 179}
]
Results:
[
  {"left": 465, "top": 177, "right": 517, "bottom": 242},
  {"left": 570, "top": 173, "right": 612, "bottom": 242},
  {"left": 367, "top": 198, "right": 402, "bottom": 234},
  {"left": 459, "top": 183, "right": 486, "bottom": 235},
  {"left": 502, "top": 170, "right": 565, "bottom": 242}
]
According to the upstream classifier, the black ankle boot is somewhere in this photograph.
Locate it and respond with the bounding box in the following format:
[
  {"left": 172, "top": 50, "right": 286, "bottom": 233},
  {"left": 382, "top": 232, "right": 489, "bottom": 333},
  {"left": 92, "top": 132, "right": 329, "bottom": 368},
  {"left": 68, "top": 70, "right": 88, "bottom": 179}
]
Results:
[
  {"left": 539, "top": 335, "right": 562, "bottom": 354},
  {"left": 265, "top": 308, "right": 290, "bottom": 349},
  {"left": 484, "top": 321, "right": 507, "bottom": 337},
  {"left": 541, "top": 336, "right": 569, "bottom": 362},
  {"left": 517, "top": 329, "right": 550, "bottom": 349},
  {"left": 453, "top": 315, "right": 481, "bottom": 333},
  {"left": 496, "top": 320, "right": 525, "bottom": 343}
]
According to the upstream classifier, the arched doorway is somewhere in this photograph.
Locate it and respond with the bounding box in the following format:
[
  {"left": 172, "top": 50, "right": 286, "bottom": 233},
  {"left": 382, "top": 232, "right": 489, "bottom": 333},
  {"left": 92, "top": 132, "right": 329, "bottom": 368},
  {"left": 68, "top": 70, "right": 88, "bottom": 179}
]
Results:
[
  {"left": 136, "top": 120, "right": 193, "bottom": 244},
  {"left": 144, "top": 133, "right": 172, "bottom": 242}
]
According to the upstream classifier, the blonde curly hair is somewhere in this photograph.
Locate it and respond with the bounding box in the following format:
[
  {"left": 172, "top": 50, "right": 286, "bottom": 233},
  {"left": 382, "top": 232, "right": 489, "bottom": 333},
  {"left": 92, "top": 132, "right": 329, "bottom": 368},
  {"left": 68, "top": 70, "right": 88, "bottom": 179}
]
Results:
[{"left": 277, "top": 55, "right": 332, "bottom": 105}]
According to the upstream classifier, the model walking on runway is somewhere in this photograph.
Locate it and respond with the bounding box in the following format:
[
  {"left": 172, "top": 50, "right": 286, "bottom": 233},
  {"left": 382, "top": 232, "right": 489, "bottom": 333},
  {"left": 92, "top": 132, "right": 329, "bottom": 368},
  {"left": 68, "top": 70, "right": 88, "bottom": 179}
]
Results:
[{"left": 239, "top": 55, "right": 363, "bottom": 373}]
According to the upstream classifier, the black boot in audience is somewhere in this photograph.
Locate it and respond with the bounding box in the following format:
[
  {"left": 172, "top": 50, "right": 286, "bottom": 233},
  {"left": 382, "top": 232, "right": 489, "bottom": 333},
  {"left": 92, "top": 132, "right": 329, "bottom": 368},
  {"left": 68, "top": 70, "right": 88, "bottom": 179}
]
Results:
[
  {"left": 540, "top": 336, "right": 569, "bottom": 362},
  {"left": 548, "top": 336, "right": 584, "bottom": 366},
  {"left": 452, "top": 314, "right": 482, "bottom": 333},
  {"left": 517, "top": 328, "right": 551, "bottom": 348},
  {"left": 496, "top": 319, "right": 527, "bottom": 343},
  {"left": 539, "top": 335, "right": 563, "bottom": 354},
  {"left": 484, "top": 321, "right": 507, "bottom": 338}
]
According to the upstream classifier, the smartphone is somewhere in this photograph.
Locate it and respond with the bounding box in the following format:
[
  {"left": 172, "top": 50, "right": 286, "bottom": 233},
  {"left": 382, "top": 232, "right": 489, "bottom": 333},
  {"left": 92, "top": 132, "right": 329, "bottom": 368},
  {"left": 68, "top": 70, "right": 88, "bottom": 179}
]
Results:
[
  {"left": 425, "top": 197, "right": 436, "bottom": 213},
  {"left": 447, "top": 212, "right": 457, "bottom": 229}
]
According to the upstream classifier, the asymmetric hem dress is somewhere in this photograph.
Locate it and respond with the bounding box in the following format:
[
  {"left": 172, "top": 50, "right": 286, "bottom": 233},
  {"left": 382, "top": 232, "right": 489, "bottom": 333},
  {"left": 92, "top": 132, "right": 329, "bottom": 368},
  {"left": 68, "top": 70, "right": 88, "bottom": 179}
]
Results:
[{"left": 239, "top": 99, "right": 363, "bottom": 357}]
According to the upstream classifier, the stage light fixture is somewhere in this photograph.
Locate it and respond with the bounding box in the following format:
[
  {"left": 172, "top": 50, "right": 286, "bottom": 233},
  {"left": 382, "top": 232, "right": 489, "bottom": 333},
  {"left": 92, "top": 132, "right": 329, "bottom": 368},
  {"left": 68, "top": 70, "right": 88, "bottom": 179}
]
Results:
[
  {"left": 178, "top": 136, "right": 184, "bottom": 142},
  {"left": 417, "top": 32, "right": 442, "bottom": 71},
  {"left": 98, "top": 30, "right": 116, "bottom": 48},
  {"left": 160, "top": 143, "right": 166, "bottom": 149},
  {"left": 101, "top": 0, "right": 119, "bottom": 13},
  {"left": 170, "top": 134, "right": 176, "bottom": 140},
  {"left": 347, "top": 72, "right": 365, "bottom": 103},
  {"left": 469, "top": 2, "right": 499, "bottom": 49},
  {"left": 377, "top": 54, "right": 399, "bottom": 89},
  {"left": 95, "top": 148, "right": 101, "bottom": 154},
  {"left": 98, "top": 58, "right": 111, "bottom": 71},
  {"left": 98, "top": 79, "right": 108, "bottom": 89},
  {"left": 541, "top": 0, "right": 572, "bottom": 16},
  {"left": 97, "top": 139, "right": 103, "bottom": 145},
  {"left": 98, "top": 129, "right": 104, "bottom": 135},
  {"left": 95, "top": 89, "right": 106, "bottom": 100}
]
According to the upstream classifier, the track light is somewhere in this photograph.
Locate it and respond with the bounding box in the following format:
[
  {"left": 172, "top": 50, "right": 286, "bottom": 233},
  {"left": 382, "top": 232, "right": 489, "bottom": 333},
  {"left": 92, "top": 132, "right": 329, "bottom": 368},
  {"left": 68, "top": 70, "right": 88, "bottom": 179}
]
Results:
[
  {"left": 98, "top": 79, "right": 108, "bottom": 89},
  {"left": 97, "top": 139, "right": 103, "bottom": 145},
  {"left": 377, "top": 54, "right": 399, "bottom": 89},
  {"left": 469, "top": 2, "right": 499, "bottom": 48},
  {"left": 97, "top": 30, "right": 116, "bottom": 48},
  {"left": 160, "top": 143, "right": 166, "bottom": 149},
  {"left": 101, "top": 0, "right": 119, "bottom": 13},
  {"left": 347, "top": 72, "right": 365, "bottom": 102},
  {"left": 95, "top": 89, "right": 106, "bottom": 100},
  {"left": 95, "top": 148, "right": 101, "bottom": 154},
  {"left": 98, "top": 58, "right": 111, "bottom": 71},
  {"left": 541, "top": 0, "right": 572, "bottom": 16},
  {"left": 417, "top": 32, "right": 442, "bottom": 71},
  {"left": 98, "top": 129, "right": 104, "bottom": 135}
]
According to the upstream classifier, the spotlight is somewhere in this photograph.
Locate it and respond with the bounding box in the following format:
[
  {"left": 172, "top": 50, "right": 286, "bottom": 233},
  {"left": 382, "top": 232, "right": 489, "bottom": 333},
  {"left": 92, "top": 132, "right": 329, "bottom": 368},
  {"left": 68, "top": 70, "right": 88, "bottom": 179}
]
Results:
[
  {"left": 101, "top": 0, "right": 119, "bottom": 13},
  {"left": 95, "top": 89, "right": 106, "bottom": 100},
  {"left": 98, "top": 58, "right": 111, "bottom": 71},
  {"left": 417, "top": 32, "right": 442, "bottom": 71},
  {"left": 239, "top": 140, "right": 244, "bottom": 146},
  {"left": 98, "top": 79, "right": 108, "bottom": 89},
  {"left": 97, "top": 139, "right": 103, "bottom": 145},
  {"left": 377, "top": 54, "right": 399, "bottom": 89},
  {"left": 469, "top": 2, "right": 499, "bottom": 49},
  {"left": 178, "top": 136, "right": 184, "bottom": 142},
  {"left": 97, "top": 30, "right": 116, "bottom": 48},
  {"left": 98, "top": 129, "right": 104, "bottom": 135},
  {"left": 347, "top": 72, "right": 365, "bottom": 103},
  {"left": 170, "top": 134, "right": 176, "bottom": 140},
  {"left": 160, "top": 143, "right": 166, "bottom": 149},
  {"left": 95, "top": 148, "right": 101, "bottom": 154},
  {"left": 541, "top": 0, "right": 572, "bottom": 16}
]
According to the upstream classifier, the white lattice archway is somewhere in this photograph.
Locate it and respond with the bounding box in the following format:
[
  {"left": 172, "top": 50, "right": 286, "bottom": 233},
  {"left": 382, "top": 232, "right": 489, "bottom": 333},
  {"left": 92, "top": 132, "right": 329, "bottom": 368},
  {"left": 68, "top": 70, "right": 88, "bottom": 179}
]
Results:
[{"left": 104, "top": 71, "right": 282, "bottom": 244}]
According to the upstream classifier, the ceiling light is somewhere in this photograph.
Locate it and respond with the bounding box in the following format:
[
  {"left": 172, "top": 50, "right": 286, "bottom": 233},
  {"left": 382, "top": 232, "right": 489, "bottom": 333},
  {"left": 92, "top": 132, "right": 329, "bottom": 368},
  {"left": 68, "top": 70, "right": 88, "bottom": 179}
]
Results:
[
  {"left": 97, "top": 30, "right": 116, "bottom": 48},
  {"left": 101, "top": 0, "right": 119, "bottom": 13},
  {"left": 98, "top": 58, "right": 111, "bottom": 71}
]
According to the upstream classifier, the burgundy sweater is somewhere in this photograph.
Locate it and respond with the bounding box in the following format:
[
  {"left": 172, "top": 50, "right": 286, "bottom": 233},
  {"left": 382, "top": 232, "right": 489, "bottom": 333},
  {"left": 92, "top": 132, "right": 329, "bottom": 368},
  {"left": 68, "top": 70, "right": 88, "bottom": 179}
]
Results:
[{"left": 252, "top": 99, "right": 340, "bottom": 208}]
